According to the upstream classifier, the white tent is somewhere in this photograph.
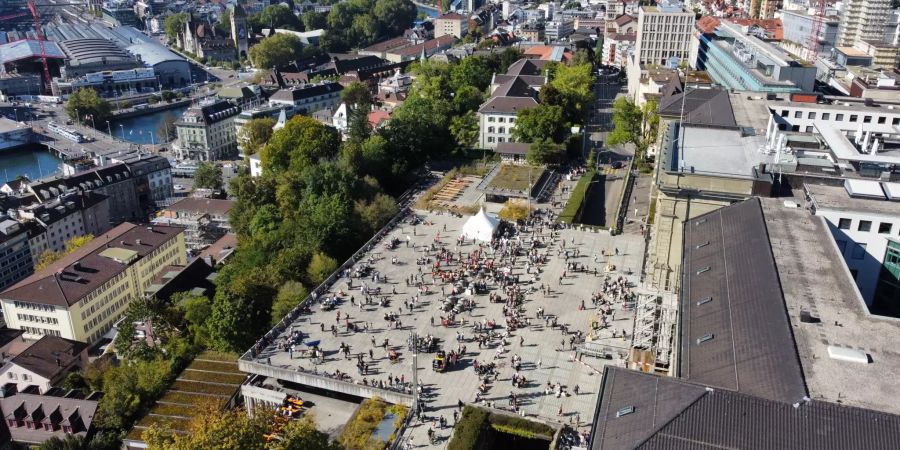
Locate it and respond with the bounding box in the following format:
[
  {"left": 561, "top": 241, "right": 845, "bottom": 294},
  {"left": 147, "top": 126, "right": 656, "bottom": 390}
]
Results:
[{"left": 462, "top": 207, "right": 500, "bottom": 242}]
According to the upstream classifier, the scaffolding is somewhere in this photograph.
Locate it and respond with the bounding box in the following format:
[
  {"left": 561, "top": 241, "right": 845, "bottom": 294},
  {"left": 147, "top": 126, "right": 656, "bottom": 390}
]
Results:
[{"left": 630, "top": 293, "right": 678, "bottom": 374}]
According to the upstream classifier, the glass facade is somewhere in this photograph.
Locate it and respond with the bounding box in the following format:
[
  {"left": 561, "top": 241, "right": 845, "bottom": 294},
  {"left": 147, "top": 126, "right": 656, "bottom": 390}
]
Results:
[{"left": 873, "top": 239, "right": 900, "bottom": 317}]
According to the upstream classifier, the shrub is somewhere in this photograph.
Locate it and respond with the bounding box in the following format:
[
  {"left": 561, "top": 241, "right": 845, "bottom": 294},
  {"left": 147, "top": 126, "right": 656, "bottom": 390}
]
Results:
[
  {"left": 559, "top": 170, "right": 595, "bottom": 224},
  {"left": 498, "top": 200, "right": 531, "bottom": 222},
  {"left": 448, "top": 406, "right": 490, "bottom": 450},
  {"left": 337, "top": 397, "right": 392, "bottom": 450}
]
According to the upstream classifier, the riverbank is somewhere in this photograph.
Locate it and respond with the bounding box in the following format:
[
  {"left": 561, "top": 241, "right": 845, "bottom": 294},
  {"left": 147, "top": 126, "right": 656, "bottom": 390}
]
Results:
[
  {"left": 0, "top": 143, "right": 61, "bottom": 183},
  {"left": 413, "top": 1, "right": 439, "bottom": 17}
]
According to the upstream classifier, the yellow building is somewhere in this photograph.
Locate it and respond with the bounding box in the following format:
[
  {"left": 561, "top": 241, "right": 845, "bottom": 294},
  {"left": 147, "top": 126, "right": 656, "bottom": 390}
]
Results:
[{"left": 0, "top": 223, "right": 186, "bottom": 343}]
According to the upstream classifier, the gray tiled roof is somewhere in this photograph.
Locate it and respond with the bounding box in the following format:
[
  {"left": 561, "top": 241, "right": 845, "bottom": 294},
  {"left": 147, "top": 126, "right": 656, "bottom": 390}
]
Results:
[
  {"left": 592, "top": 367, "right": 900, "bottom": 450},
  {"left": 679, "top": 198, "right": 808, "bottom": 402}
]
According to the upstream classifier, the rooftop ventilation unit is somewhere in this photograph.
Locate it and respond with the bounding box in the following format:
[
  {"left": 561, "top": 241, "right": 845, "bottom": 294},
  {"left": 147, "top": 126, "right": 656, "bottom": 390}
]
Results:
[
  {"left": 696, "top": 334, "right": 715, "bottom": 345},
  {"left": 616, "top": 406, "right": 635, "bottom": 417}
]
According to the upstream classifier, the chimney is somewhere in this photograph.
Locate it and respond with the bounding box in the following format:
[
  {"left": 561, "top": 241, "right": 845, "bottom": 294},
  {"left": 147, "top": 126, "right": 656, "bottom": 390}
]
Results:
[
  {"left": 136, "top": 239, "right": 142, "bottom": 246},
  {"left": 55, "top": 357, "right": 60, "bottom": 367}
]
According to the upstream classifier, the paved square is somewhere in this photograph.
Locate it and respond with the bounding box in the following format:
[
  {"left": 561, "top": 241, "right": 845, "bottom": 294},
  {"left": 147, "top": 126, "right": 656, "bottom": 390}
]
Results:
[{"left": 256, "top": 185, "right": 644, "bottom": 448}]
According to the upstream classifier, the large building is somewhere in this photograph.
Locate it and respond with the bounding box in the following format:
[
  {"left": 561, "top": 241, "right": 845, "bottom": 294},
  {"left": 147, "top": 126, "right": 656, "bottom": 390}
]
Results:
[
  {"left": 694, "top": 20, "right": 817, "bottom": 92},
  {"left": 477, "top": 59, "right": 547, "bottom": 149},
  {"left": 435, "top": 13, "right": 469, "bottom": 39},
  {"left": 838, "top": 0, "right": 892, "bottom": 48},
  {"left": 174, "top": 99, "right": 241, "bottom": 161},
  {"left": 28, "top": 163, "right": 140, "bottom": 224},
  {"left": 267, "top": 82, "right": 343, "bottom": 114},
  {"left": 634, "top": 1, "right": 694, "bottom": 66},
  {"left": 0, "top": 335, "right": 89, "bottom": 394},
  {"left": 805, "top": 180, "right": 900, "bottom": 315},
  {"left": 0, "top": 218, "right": 33, "bottom": 292},
  {"left": 0, "top": 223, "right": 186, "bottom": 343},
  {"left": 152, "top": 197, "right": 233, "bottom": 250},
  {"left": 779, "top": 10, "right": 840, "bottom": 62}
]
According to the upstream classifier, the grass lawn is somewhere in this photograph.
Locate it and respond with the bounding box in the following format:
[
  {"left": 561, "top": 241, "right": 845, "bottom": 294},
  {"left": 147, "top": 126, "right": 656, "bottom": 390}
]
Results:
[{"left": 488, "top": 165, "right": 542, "bottom": 192}]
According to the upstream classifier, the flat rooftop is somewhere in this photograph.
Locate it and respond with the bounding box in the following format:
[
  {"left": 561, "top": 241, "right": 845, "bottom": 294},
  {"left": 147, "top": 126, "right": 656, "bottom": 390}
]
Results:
[
  {"left": 673, "top": 125, "right": 772, "bottom": 177},
  {"left": 806, "top": 183, "right": 900, "bottom": 217},
  {"left": 243, "top": 206, "right": 646, "bottom": 443},
  {"left": 761, "top": 197, "right": 900, "bottom": 415}
]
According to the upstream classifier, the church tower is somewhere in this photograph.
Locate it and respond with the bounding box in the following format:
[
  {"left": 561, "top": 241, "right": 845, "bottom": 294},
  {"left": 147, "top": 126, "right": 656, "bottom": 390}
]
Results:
[{"left": 231, "top": 3, "right": 249, "bottom": 59}]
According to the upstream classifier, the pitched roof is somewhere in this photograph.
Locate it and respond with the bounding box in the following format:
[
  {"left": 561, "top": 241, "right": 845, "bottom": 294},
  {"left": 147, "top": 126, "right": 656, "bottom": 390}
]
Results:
[
  {"left": 658, "top": 87, "right": 737, "bottom": 127},
  {"left": 269, "top": 82, "right": 343, "bottom": 103},
  {"left": 0, "top": 223, "right": 183, "bottom": 307},
  {"left": 0, "top": 391, "right": 99, "bottom": 441},
  {"left": 478, "top": 96, "right": 538, "bottom": 114},
  {"left": 592, "top": 367, "right": 900, "bottom": 450},
  {"left": 164, "top": 197, "right": 234, "bottom": 216},
  {"left": 680, "top": 198, "right": 808, "bottom": 402},
  {"left": 505, "top": 58, "right": 549, "bottom": 77},
  {"left": 8, "top": 336, "right": 88, "bottom": 380},
  {"left": 0, "top": 328, "right": 24, "bottom": 348},
  {"left": 492, "top": 76, "right": 539, "bottom": 98},
  {"left": 614, "top": 14, "right": 635, "bottom": 26},
  {"left": 496, "top": 142, "right": 531, "bottom": 155},
  {"left": 695, "top": 15, "right": 720, "bottom": 34}
]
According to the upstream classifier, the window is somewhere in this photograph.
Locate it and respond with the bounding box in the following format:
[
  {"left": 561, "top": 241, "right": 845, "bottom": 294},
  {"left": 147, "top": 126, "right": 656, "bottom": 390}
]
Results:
[
  {"left": 794, "top": 111, "right": 802, "bottom": 118},
  {"left": 893, "top": 118, "right": 899, "bottom": 126},
  {"left": 808, "top": 112, "right": 816, "bottom": 119},
  {"left": 836, "top": 113, "right": 844, "bottom": 121},
  {"left": 7, "top": 373, "right": 15, "bottom": 380},
  {"left": 488, "top": 117, "right": 495, "bottom": 122},
  {"left": 858, "top": 220, "right": 872, "bottom": 232},
  {"left": 880, "top": 223, "right": 892, "bottom": 234},
  {"left": 806, "top": 126, "right": 814, "bottom": 133},
  {"left": 488, "top": 126, "right": 494, "bottom": 133},
  {"left": 851, "top": 243, "right": 867, "bottom": 259},
  {"left": 878, "top": 116, "right": 886, "bottom": 124},
  {"left": 780, "top": 110, "right": 788, "bottom": 117},
  {"left": 838, "top": 218, "right": 852, "bottom": 229},
  {"left": 21, "top": 374, "right": 29, "bottom": 381},
  {"left": 822, "top": 113, "right": 830, "bottom": 120},
  {"left": 864, "top": 116, "right": 872, "bottom": 123},
  {"left": 850, "top": 115, "right": 858, "bottom": 122}
]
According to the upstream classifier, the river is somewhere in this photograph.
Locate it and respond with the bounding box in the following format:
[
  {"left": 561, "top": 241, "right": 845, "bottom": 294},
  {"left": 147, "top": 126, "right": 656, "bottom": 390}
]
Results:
[
  {"left": 108, "top": 105, "right": 189, "bottom": 145},
  {"left": 416, "top": 2, "right": 439, "bottom": 18},
  {"left": 0, "top": 144, "right": 62, "bottom": 184}
]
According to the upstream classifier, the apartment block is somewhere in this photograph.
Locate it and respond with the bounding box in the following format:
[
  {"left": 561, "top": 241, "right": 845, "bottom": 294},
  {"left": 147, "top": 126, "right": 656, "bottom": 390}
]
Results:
[
  {"left": 635, "top": 2, "right": 695, "bottom": 66},
  {"left": 0, "top": 223, "right": 186, "bottom": 343}
]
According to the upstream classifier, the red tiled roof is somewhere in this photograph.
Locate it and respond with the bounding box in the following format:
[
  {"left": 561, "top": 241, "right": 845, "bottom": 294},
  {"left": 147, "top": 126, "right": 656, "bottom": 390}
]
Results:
[{"left": 695, "top": 16, "right": 720, "bottom": 34}]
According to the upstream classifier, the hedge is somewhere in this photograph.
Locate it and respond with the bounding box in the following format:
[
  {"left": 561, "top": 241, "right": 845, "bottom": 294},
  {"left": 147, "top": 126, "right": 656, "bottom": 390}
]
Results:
[
  {"left": 488, "top": 414, "right": 554, "bottom": 438},
  {"left": 559, "top": 170, "right": 596, "bottom": 224},
  {"left": 448, "top": 406, "right": 490, "bottom": 450}
]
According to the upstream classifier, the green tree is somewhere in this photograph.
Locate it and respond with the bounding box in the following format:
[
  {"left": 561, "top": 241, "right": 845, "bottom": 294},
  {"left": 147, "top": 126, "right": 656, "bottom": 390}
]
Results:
[
  {"left": 66, "top": 88, "right": 112, "bottom": 125},
  {"left": 303, "top": 10, "right": 327, "bottom": 30},
  {"left": 512, "top": 104, "right": 566, "bottom": 144},
  {"left": 248, "top": 33, "right": 304, "bottom": 69},
  {"left": 449, "top": 111, "right": 479, "bottom": 149},
  {"left": 347, "top": 104, "right": 372, "bottom": 142},
  {"left": 307, "top": 252, "right": 338, "bottom": 285},
  {"left": 164, "top": 12, "right": 189, "bottom": 42},
  {"left": 238, "top": 117, "right": 276, "bottom": 157},
  {"left": 156, "top": 110, "right": 178, "bottom": 142},
  {"left": 259, "top": 4, "right": 302, "bottom": 30},
  {"left": 450, "top": 56, "right": 494, "bottom": 91},
  {"left": 142, "top": 405, "right": 271, "bottom": 450},
  {"left": 409, "top": 59, "right": 452, "bottom": 100},
  {"left": 208, "top": 269, "right": 276, "bottom": 352},
  {"left": 373, "top": 0, "right": 417, "bottom": 37},
  {"left": 275, "top": 416, "right": 344, "bottom": 450},
  {"left": 354, "top": 193, "right": 398, "bottom": 233},
  {"left": 608, "top": 97, "right": 658, "bottom": 163},
  {"left": 452, "top": 85, "right": 484, "bottom": 114},
  {"left": 498, "top": 47, "right": 525, "bottom": 73},
  {"left": 549, "top": 62, "right": 594, "bottom": 122},
  {"left": 527, "top": 139, "right": 565, "bottom": 165},
  {"left": 498, "top": 200, "right": 531, "bottom": 221},
  {"left": 262, "top": 115, "right": 341, "bottom": 173},
  {"left": 341, "top": 81, "right": 373, "bottom": 106},
  {"left": 176, "top": 292, "right": 212, "bottom": 345},
  {"left": 65, "top": 234, "right": 93, "bottom": 253},
  {"left": 216, "top": 8, "right": 232, "bottom": 35},
  {"left": 194, "top": 161, "right": 223, "bottom": 190},
  {"left": 271, "top": 281, "right": 308, "bottom": 326},
  {"left": 34, "top": 234, "right": 95, "bottom": 270}
]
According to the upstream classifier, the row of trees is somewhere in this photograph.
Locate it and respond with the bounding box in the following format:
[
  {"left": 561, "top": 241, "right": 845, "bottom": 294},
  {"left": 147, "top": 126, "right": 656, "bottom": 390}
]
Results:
[{"left": 320, "top": 0, "right": 417, "bottom": 51}]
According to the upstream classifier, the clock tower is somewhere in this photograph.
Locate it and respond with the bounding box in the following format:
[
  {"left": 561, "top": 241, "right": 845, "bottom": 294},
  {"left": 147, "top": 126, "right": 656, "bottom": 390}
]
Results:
[{"left": 231, "top": 3, "right": 249, "bottom": 59}]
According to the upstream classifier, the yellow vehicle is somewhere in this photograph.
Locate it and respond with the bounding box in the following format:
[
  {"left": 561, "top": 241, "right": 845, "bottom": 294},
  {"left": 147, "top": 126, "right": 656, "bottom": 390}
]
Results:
[
  {"left": 286, "top": 396, "right": 304, "bottom": 407},
  {"left": 432, "top": 350, "right": 447, "bottom": 372}
]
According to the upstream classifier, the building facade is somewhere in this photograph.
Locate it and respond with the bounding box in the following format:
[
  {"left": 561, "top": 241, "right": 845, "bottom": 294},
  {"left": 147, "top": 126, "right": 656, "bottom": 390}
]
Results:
[
  {"left": 838, "top": 0, "right": 892, "bottom": 47},
  {"left": 0, "top": 224, "right": 185, "bottom": 343},
  {"left": 267, "top": 82, "right": 343, "bottom": 114},
  {"left": 635, "top": 2, "right": 695, "bottom": 66},
  {"left": 779, "top": 10, "right": 840, "bottom": 62},
  {"left": 0, "top": 219, "right": 33, "bottom": 292},
  {"left": 435, "top": 13, "right": 469, "bottom": 39},
  {"left": 174, "top": 99, "right": 241, "bottom": 161}
]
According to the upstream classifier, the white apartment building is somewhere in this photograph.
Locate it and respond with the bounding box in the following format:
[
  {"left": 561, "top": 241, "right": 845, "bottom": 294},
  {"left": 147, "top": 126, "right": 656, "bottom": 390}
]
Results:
[
  {"left": 478, "top": 100, "right": 531, "bottom": 149},
  {"left": 838, "top": 0, "right": 892, "bottom": 47},
  {"left": 545, "top": 19, "right": 575, "bottom": 41},
  {"left": 635, "top": 2, "right": 694, "bottom": 66},
  {"left": 268, "top": 82, "right": 343, "bottom": 114},
  {"left": 249, "top": 153, "right": 263, "bottom": 177}
]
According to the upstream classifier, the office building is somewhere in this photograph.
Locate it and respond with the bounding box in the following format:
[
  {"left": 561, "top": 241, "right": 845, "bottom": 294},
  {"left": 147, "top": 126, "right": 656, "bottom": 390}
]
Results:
[
  {"left": 435, "top": 13, "right": 469, "bottom": 39},
  {"left": 695, "top": 20, "right": 817, "bottom": 92},
  {"left": 0, "top": 223, "right": 186, "bottom": 343},
  {"left": 545, "top": 19, "right": 575, "bottom": 41},
  {"left": 635, "top": 2, "right": 694, "bottom": 66},
  {"left": 0, "top": 218, "right": 33, "bottom": 293},
  {"left": 173, "top": 99, "right": 241, "bottom": 161}
]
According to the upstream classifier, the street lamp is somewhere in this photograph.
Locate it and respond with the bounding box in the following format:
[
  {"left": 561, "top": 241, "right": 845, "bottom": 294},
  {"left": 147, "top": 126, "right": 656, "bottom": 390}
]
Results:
[
  {"left": 106, "top": 120, "right": 112, "bottom": 137},
  {"left": 74, "top": 108, "right": 80, "bottom": 125},
  {"left": 119, "top": 124, "right": 125, "bottom": 140},
  {"left": 13, "top": 108, "right": 17, "bottom": 122}
]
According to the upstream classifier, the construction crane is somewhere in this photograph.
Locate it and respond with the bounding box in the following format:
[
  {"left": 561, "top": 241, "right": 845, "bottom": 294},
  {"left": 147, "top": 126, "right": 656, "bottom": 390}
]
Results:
[
  {"left": 26, "top": 0, "right": 53, "bottom": 93},
  {"left": 807, "top": 0, "right": 827, "bottom": 62}
]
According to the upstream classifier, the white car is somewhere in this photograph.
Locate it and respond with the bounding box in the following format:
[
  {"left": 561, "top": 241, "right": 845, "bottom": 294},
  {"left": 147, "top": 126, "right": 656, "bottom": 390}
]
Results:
[{"left": 174, "top": 184, "right": 185, "bottom": 190}]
